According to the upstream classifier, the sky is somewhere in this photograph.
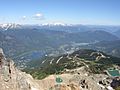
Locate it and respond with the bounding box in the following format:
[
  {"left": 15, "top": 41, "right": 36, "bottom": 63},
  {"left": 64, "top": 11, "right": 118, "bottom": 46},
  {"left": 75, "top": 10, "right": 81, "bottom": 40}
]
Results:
[{"left": 0, "top": 0, "right": 120, "bottom": 25}]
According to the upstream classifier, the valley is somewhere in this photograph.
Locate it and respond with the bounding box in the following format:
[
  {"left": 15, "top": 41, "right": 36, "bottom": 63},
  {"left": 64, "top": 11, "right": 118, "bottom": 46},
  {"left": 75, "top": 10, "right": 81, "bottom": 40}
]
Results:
[
  {"left": 1, "top": 0, "right": 120, "bottom": 90},
  {"left": 0, "top": 24, "right": 120, "bottom": 90},
  {"left": 0, "top": 24, "right": 120, "bottom": 69}
]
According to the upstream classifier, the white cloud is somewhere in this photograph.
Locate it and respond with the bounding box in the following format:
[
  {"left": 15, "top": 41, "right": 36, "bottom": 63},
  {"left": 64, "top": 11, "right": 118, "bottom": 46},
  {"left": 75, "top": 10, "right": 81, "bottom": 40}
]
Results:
[
  {"left": 35, "top": 13, "right": 43, "bottom": 17},
  {"left": 22, "top": 16, "right": 27, "bottom": 20},
  {"left": 23, "top": 16, "right": 26, "bottom": 18},
  {"left": 33, "top": 13, "right": 45, "bottom": 20}
]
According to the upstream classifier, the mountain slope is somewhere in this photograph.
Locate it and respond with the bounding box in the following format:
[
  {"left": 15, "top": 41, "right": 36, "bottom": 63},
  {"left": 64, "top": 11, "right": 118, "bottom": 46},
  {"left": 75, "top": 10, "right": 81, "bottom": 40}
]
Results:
[
  {"left": 4, "top": 29, "right": 119, "bottom": 46},
  {"left": 25, "top": 49, "right": 120, "bottom": 79},
  {"left": 67, "top": 30, "right": 119, "bottom": 43},
  {"left": 114, "top": 29, "right": 120, "bottom": 38},
  {"left": 0, "top": 31, "right": 26, "bottom": 57},
  {"left": 84, "top": 40, "right": 120, "bottom": 58},
  {"left": 30, "top": 49, "right": 120, "bottom": 67}
]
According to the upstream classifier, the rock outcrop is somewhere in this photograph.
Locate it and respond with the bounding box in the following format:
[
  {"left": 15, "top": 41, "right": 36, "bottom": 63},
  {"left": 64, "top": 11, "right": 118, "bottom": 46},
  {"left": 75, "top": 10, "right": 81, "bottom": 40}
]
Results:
[
  {"left": 37, "top": 73, "right": 114, "bottom": 90},
  {"left": 0, "top": 48, "right": 41, "bottom": 90}
]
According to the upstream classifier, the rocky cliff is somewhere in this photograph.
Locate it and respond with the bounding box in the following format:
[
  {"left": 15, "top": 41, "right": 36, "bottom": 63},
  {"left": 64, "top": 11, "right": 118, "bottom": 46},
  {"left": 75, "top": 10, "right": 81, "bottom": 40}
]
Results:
[{"left": 0, "top": 48, "right": 41, "bottom": 90}]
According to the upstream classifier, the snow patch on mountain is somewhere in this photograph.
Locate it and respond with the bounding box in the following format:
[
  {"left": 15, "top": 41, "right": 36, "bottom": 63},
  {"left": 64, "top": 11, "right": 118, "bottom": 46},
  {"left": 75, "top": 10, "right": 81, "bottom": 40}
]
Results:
[{"left": 0, "top": 23, "right": 21, "bottom": 30}]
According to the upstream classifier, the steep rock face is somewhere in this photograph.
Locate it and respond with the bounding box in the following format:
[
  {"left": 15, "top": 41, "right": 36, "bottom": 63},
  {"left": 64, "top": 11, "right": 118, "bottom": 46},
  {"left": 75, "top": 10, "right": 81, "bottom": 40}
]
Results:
[{"left": 0, "top": 48, "right": 41, "bottom": 90}]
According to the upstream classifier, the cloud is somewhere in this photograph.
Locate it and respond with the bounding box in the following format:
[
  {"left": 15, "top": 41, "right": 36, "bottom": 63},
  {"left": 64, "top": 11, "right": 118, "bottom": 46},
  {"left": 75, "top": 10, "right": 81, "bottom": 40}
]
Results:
[
  {"left": 35, "top": 13, "right": 43, "bottom": 17},
  {"left": 20, "top": 13, "right": 45, "bottom": 22},
  {"left": 33, "top": 13, "right": 45, "bottom": 20},
  {"left": 22, "top": 16, "right": 27, "bottom": 20}
]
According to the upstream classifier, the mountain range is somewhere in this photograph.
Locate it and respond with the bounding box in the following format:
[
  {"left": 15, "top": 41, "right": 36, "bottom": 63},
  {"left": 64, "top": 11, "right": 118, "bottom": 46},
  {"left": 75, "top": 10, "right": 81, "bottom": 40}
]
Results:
[
  {"left": 0, "top": 24, "right": 120, "bottom": 68},
  {"left": 0, "top": 24, "right": 120, "bottom": 90}
]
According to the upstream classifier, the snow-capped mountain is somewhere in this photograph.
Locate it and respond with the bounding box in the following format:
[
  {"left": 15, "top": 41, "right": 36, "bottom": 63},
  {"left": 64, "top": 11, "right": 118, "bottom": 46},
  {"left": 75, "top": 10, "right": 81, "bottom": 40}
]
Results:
[
  {"left": 39, "top": 22, "right": 73, "bottom": 26},
  {"left": 0, "top": 23, "right": 21, "bottom": 30},
  {"left": 0, "top": 23, "right": 74, "bottom": 31}
]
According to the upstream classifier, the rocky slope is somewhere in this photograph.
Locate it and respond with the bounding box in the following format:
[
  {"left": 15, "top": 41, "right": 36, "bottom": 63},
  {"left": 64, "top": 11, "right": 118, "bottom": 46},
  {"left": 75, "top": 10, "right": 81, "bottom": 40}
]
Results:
[
  {"left": 0, "top": 48, "right": 119, "bottom": 90},
  {"left": 36, "top": 68, "right": 113, "bottom": 90},
  {"left": 0, "top": 48, "right": 41, "bottom": 90}
]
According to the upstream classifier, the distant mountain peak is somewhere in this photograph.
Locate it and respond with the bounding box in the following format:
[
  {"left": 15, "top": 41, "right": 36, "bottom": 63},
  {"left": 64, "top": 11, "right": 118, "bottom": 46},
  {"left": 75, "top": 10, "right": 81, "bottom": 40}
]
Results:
[{"left": 0, "top": 23, "right": 21, "bottom": 30}]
